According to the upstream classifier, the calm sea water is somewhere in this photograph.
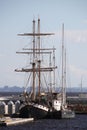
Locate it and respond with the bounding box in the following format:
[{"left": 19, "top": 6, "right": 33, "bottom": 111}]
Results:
[{"left": 1, "top": 115, "right": 87, "bottom": 130}]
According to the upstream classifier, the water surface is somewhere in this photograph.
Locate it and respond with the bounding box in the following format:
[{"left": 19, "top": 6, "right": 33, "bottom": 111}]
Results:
[{"left": 1, "top": 115, "right": 87, "bottom": 130}]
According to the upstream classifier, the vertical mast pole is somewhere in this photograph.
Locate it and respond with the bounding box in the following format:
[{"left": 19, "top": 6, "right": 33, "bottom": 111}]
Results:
[
  {"left": 64, "top": 48, "right": 66, "bottom": 105},
  {"left": 33, "top": 19, "right": 35, "bottom": 60},
  {"left": 38, "top": 18, "right": 40, "bottom": 59},
  {"left": 38, "top": 18, "right": 41, "bottom": 96},
  {"left": 53, "top": 47, "right": 55, "bottom": 91},
  {"left": 32, "top": 19, "right": 35, "bottom": 100},
  {"left": 49, "top": 52, "right": 52, "bottom": 92},
  {"left": 62, "top": 23, "right": 65, "bottom": 106}
]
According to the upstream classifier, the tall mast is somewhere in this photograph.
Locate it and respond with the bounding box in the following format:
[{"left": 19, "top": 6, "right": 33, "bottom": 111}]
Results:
[
  {"left": 62, "top": 23, "right": 65, "bottom": 106},
  {"left": 64, "top": 48, "right": 66, "bottom": 105},
  {"left": 49, "top": 52, "right": 52, "bottom": 92},
  {"left": 53, "top": 47, "right": 55, "bottom": 91},
  {"left": 15, "top": 19, "right": 56, "bottom": 100},
  {"left": 33, "top": 19, "right": 35, "bottom": 60},
  {"left": 32, "top": 19, "right": 36, "bottom": 100},
  {"left": 38, "top": 18, "right": 41, "bottom": 96},
  {"left": 38, "top": 18, "right": 40, "bottom": 59}
]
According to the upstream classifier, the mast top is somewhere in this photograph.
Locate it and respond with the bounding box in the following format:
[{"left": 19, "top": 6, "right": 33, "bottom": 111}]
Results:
[{"left": 18, "top": 18, "right": 54, "bottom": 36}]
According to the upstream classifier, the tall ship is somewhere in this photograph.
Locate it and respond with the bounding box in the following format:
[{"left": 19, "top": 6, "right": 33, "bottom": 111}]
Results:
[{"left": 15, "top": 18, "right": 75, "bottom": 119}]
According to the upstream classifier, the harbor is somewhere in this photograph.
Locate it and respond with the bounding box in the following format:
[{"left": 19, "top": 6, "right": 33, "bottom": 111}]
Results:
[
  {"left": 0, "top": 92, "right": 87, "bottom": 116},
  {"left": 0, "top": 91, "right": 87, "bottom": 127},
  {"left": 0, "top": 0, "right": 87, "bottom": 129},
  {"left": 0, "top": 17, "right": 76, "bottom": 125}
]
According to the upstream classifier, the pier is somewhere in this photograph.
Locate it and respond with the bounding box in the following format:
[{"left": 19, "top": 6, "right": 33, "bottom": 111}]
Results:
[{"left": 0, "top": 117, "right": 34, "bottom": 126}]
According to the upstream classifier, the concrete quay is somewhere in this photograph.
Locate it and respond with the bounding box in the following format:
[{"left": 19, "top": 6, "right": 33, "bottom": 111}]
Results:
[{"left": 0, "top": 117, "right": 34, "bottom": 126}]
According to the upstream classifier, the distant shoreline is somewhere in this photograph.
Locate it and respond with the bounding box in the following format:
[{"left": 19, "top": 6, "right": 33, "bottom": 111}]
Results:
[{"left": 0, "top": 86, "right": 87, "bottom": 93}]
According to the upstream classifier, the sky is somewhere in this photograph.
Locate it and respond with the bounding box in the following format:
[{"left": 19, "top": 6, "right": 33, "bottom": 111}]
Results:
[{"left": 0, "top": 0, "right": 87, "bottom": 88}]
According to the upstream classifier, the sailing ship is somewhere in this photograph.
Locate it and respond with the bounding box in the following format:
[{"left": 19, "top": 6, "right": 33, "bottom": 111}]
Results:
[
  {"left": 59, "top": 23, "right": 75, "bottom": 118},
  {"left": 15, "top": 18, "right": 75, "bottom": 119},
  {"left": 46, "top": 23, "right": 75, "bottom": 119}
]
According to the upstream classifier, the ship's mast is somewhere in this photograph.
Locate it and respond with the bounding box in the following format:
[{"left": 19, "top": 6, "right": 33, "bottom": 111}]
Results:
[
  {"left": 62, "top": 23, "right": 67, "bottom": 107},
  {"left": 53, "top": 47, "right": 56, "bottom": 91},
  {"left": 62, "top": 23, "right": 65, "bottom": 106},
  {"left": 64, "top": 48, "right": 66, "bottom": 105},
  {"left": 49, "top": 52, "right": 52, "bottom": 92},
  {"left": 15, "top": 19, "right": 56, "bottom": 101},
  {"left": 37, "top": 18, "right": 41, "bottom": 97},
  {"left": 32, "top": 19, "right": 36, "bottom": 100}
]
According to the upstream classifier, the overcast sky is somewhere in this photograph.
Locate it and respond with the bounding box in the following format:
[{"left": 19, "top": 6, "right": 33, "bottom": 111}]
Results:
[{"left": 0, "top": 0, "right": 87, "bottom": 88}]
